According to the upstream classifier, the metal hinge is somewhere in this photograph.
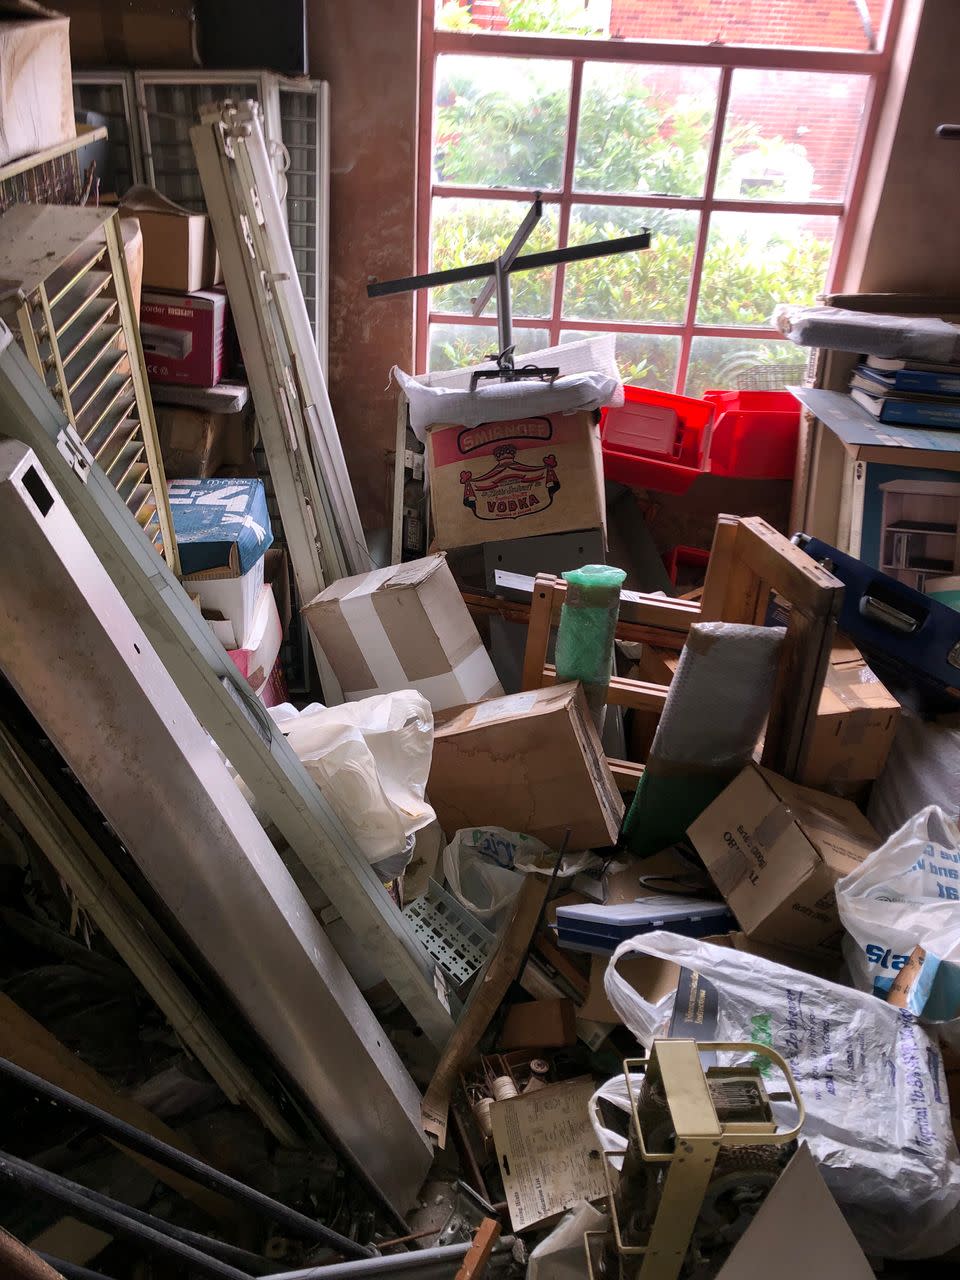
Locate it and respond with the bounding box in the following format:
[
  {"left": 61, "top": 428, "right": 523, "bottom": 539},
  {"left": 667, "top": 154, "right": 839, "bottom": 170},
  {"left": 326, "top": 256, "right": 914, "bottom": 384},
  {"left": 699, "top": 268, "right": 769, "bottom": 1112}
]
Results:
[{"left": 55, "top": 424, "right": 93, "bottom": 482}]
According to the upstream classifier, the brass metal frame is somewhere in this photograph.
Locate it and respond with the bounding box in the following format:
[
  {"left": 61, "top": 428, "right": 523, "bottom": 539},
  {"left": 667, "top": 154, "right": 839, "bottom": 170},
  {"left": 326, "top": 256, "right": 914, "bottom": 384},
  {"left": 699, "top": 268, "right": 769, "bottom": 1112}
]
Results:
[{"left": 586, "top": 1039, "right": 804, "bottom": 1280}]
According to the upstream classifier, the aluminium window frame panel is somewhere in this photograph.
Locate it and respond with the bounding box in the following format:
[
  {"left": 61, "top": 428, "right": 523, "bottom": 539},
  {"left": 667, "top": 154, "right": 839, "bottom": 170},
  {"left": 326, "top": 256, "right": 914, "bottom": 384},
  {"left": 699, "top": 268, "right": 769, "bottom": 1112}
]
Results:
[
  {"left": 0, "top": 323, "right": 453, "bottom": 1056},
  {"left": 191, "top": 102, "right": 368, "bottom": 702},
  {"left": 72, "top": 71, "right": 145, "bottom": 191},
  {"left": 195, "top": 100, "right": 365, "bottom": 574},
  {"left": 134, "top": 70, "right": 327, "bottom": 367},
  {"left": 0, "top": 434, "right": 432, "bottom": 1217}
]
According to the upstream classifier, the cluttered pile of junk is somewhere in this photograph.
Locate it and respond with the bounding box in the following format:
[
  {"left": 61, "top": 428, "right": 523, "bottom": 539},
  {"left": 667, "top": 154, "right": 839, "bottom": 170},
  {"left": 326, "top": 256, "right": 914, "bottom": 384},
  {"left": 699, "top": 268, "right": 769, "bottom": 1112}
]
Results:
[{"left": 6, "top": 18, "right": 960, "bottom": 1280}]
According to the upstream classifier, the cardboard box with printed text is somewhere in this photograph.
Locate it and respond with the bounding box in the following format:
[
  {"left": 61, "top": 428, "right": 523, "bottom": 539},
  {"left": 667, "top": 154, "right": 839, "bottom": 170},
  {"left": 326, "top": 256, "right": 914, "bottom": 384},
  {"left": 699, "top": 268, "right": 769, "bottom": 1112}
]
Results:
[
  {"left": 426, "top": 409, "right": 605, "bottom": 551},
  {"left": 688, "top": 763, "right": 881, "bottom": 954}
]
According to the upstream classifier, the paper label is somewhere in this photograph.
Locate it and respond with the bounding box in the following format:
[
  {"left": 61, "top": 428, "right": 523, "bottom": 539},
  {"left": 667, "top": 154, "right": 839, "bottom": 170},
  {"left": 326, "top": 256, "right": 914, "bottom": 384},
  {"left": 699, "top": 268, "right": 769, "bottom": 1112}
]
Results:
[
  {"left": 491, "top": 1079, "right": 605, "bottom": 1231},
  {"left": 470, "top": 691, "right": 539, "bottom": 726}
]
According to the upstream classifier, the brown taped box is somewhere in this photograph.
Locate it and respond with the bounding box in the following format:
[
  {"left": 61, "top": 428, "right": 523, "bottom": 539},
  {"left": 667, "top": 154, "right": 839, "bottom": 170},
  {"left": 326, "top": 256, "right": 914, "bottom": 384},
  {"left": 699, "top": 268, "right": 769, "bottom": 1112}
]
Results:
[
  {"left": 156, "top": 404, "right": 255, "bottom": 479},
  {"left": 498, "top": 998, "right": 577, "bottom": 1051},
  {"left": 121, "top": 187, "right": 220, "bottom": 294},
  {"left": 797, "top": 638, "right": 900, "bottom": 790},
  {"left": 688, "top": 763, "right": 881, "bottom": 955},
  {"left": 425, "top": 409, "right": 605, "bottom": 551},
  {"left": 302, "top": 554, "right": 503, "bottom": 711},
  {"left": 429, "top": 682, "right": 624, "bottom": 853},
  {"left": 58, "top": 0, "right": 197, "bottom": 68}
]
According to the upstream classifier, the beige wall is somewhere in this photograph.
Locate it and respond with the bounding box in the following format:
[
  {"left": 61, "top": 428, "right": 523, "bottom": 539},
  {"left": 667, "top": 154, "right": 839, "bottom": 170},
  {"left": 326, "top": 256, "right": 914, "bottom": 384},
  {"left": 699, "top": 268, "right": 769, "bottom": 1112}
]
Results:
[
  {"left": 308, "top": 0, "right": 420, "bottom": 533},
  {"left": 842, "top": 0, "right": 960, "bottom": 293}
]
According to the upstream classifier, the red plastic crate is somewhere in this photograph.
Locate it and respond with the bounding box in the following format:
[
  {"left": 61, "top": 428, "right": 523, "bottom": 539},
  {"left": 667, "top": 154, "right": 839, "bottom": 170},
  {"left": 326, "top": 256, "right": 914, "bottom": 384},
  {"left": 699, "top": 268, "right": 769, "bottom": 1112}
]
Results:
[
  {"left": 601, "top": 386, "right": 714, "bottom": 495},
  {"left": 703, "top": 389, "right": 800, "bottom": 480}
]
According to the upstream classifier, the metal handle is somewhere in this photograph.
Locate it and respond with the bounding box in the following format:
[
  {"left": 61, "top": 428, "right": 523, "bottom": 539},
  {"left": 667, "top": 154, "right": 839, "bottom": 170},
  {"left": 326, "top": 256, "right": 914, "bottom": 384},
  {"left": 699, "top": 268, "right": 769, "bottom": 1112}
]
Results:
[{"left": 859, "top": 594, "right": 921, "bottom": 633}]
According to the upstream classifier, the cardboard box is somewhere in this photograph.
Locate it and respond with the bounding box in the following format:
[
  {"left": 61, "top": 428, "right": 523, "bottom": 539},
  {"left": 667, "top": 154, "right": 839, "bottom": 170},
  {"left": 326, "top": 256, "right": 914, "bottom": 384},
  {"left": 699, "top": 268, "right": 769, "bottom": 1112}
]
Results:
[
  {"left": 498, "top": 997, "right": 577, "bottom": 1051},
  {"left": 799, "top": 639, "right": 901, "bottom": 789},
  {"left": 141, "top": 289, "right": 227, "bottom": 388},
  {"left": 194, "top": 557, "right": 264, "bottom": 650},
  {"left": 169, "top": 478, "right": 273, "bottom": 579},
  {"left": 429, "top": 682, "right": 624, "bottom": 852},
  {"left": 688, "top": 764, "right": 880, "bottom": 954},
  {"left": 121, "top": 186, "right": 220, "bottom": 293},
  {"left": 0, "top": 2, "right": 74, "bottom": 167},
  {"left": 56, "top": 0, "right": 197, "bottom": 67},
  {"left": 156, "top": 404, "right": 255, "bottom": 479},
  {"left": 302, "top": 554, "right": 503, "bottom": 710},
  {"left": 425, "top": 409, "right": 605, "bottom": 551},
  {"left": 225, "top": 584, "right": 283, "bottom": 697},
  {"left": 120, "top": 216, "right": 143, "bottom": 315}
]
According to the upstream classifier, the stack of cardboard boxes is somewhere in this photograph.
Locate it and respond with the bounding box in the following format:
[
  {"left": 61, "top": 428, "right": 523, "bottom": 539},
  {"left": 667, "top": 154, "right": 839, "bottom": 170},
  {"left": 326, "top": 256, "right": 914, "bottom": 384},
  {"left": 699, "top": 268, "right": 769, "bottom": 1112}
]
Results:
[{"left": 121, "top": 186, "right": 255, "bottom": 482}]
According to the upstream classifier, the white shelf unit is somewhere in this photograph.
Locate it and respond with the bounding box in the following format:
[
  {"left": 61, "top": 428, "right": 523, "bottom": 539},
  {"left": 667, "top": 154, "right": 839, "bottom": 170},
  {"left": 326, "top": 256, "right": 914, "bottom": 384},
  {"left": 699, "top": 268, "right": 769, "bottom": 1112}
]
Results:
[
  {"left": 879, "top": 478, "right": 960, "bottom": 590},
  {"left": 71, "top": 70, "right": 329, "bottom": 372}
]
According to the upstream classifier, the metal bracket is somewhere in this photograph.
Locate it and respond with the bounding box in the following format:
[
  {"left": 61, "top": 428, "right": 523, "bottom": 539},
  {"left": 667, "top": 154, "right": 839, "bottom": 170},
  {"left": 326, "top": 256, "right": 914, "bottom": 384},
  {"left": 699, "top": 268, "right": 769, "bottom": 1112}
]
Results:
[{"left": 55, "top": 424, "right": 92, "bottom": 482}]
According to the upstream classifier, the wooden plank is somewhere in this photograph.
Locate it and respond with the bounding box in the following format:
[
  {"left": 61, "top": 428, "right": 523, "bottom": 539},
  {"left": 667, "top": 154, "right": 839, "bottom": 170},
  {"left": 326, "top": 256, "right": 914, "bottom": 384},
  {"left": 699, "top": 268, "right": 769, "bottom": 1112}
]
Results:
[
  {"left": 735, "top": 515, "right": 840, "bottom": 616},
  {"left": 520, "top": 574, "right": 558, "bottom": 693},
  {"left": 455, "top": 1217, "right": 501, "bottom": 1280},
  {"left": 421, "top": 876, "right": 549, "bottom": 1149},
  {"left": 607, "top": 757, "right": 645, "bottom": 790},
  {"left": 464, "top": 593, "right": 688, "bottom": 651},
  {"left": 540, "top": 667, "right": 669, "bottom": 713},
  {"left": 762, "top": 603, "right": 838, "bottom": 780},
  {"left": 0, "top": 996, "right": 233, "bottom": 1223},
  {"left": 700, "top": 515, "right": 763, "bottom": 624},
  {"left": 0, "top": 1226, "right": 64, "bottom": 1280},
  {"left": 0, "top": 124, "right": 108, "bottom": 184}
]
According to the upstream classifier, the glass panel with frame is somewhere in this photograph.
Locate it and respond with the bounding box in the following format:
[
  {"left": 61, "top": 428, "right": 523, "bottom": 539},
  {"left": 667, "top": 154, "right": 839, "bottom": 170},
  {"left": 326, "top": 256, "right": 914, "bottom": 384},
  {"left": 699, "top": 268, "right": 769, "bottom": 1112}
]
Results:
[
  {"left": 430, "top": 196, "right": 559, "bottom": 318},
  {"left": 434, "top": 54, "right": 572, "bottom": 189},
  {"left": 434, "top": 0, "right": 891, "bottom": 53}
]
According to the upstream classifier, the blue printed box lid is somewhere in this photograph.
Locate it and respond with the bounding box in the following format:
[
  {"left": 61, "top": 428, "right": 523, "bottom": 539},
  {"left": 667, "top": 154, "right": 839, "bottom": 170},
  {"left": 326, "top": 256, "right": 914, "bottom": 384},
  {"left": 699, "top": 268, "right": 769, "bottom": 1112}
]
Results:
[{"left": 168, "top": 478, "right": 273, "bottom": 577}]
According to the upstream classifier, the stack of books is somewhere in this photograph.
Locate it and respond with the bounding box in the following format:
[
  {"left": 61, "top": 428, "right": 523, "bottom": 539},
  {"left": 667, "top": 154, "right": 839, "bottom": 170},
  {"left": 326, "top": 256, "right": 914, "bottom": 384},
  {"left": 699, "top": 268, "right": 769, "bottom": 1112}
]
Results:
[{"left": 850, "top": 355, "right": 960, "bottom": 427}]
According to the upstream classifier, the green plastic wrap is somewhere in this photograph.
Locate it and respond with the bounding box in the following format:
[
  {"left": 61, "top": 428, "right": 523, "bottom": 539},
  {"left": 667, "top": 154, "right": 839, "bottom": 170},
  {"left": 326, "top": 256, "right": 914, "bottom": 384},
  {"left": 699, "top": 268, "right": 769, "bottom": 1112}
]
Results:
[{"left": 554, "top": 563, "right": 626, "bottom": 729}]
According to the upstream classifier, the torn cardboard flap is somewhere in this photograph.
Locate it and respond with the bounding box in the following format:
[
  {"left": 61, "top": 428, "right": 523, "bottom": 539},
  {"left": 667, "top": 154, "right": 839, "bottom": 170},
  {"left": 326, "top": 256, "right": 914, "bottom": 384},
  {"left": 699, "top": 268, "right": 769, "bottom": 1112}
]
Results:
[{"left": 120, "top": 183, "right": 199, "bottom": 219}]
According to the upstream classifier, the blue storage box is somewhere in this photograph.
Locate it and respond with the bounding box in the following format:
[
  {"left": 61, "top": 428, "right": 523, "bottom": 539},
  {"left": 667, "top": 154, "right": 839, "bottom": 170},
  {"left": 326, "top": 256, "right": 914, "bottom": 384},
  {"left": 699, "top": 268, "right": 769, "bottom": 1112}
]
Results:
[
  {"left": 555, "top": 895, "right": 736, "bottom": 956},
  {"left": 168, "top": 478, "right": 273, "bottom": 578}
]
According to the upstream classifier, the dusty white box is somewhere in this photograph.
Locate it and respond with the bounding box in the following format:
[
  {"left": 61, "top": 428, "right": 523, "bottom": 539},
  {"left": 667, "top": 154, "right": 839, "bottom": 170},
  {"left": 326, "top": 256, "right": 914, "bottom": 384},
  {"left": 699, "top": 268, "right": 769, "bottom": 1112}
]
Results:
[{"left": 302, "top": 554, "right": 503, "bottom": 710}]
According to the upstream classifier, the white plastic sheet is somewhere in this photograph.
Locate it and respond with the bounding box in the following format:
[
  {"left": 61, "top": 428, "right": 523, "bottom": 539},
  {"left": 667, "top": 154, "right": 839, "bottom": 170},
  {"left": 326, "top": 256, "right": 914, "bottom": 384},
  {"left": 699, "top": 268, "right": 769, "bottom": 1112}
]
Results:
[
  {"left": 265, "top": 693, "right": 435, "bottom": 867},
  {"left": 837, "top": 805, "right": 960, "bottom": 1041},
  {"left": 602, "top": 930, "right": 960, "bottom": 1260},
  {"left": 394, "top": 349, "right": 620, "bottom": 440}
]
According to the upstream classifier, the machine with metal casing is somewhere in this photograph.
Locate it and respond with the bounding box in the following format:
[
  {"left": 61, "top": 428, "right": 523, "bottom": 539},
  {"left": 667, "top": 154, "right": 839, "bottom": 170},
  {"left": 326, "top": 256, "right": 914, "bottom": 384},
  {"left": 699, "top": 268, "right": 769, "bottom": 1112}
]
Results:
[{"left": 586, "top": 1039, "right": 805, "bottom": 1280}]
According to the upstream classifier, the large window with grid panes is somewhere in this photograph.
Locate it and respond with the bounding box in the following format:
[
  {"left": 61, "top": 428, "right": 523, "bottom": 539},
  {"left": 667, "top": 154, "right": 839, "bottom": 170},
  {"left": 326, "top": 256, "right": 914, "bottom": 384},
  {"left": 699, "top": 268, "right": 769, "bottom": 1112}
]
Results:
[{"left": 416, "top": 0, "right": 900, "bottom": 393}]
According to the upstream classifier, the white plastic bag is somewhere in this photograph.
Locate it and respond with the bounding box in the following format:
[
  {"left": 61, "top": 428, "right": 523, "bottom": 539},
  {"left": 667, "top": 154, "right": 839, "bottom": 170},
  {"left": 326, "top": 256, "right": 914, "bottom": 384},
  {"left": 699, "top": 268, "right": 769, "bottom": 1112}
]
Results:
[
  {"left": 442, "top": 826, "right": 597, "bottom": 923},
  {"left": 267, "top": 692, "right": 435, "bottom": 866},
  {"left": 836, "top": 805, "right": 960, "bottom": 1038},
  {"left": 603, "top": 930, "right": 960, "bottom": 1260}
]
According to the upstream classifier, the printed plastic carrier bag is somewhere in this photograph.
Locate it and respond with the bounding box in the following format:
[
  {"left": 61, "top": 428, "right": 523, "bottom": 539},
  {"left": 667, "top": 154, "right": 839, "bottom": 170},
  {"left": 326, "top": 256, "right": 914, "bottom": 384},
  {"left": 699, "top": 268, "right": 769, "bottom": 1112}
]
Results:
[
  {"left": 442, "top": 826, "right": 596, "bottom": 923},
  {"left": 836, "top": 806, "right": 960, "bottom": 1040},
  {"left": 603, "top": 930, "right": 960, "bottom": 1259}
]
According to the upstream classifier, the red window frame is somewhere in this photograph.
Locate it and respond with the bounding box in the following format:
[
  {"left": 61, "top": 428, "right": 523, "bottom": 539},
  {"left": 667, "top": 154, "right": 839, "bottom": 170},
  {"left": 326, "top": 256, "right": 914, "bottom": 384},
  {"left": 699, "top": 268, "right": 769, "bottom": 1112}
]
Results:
[{"left": 415, "top": 3, "right": 904, "bottom": 386}]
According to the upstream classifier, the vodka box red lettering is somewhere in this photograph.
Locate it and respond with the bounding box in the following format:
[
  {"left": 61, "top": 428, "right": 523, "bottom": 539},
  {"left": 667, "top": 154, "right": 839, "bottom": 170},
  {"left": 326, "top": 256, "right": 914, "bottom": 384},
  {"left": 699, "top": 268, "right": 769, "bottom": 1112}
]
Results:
[
  {"left": 425, "top": 410, "right": 605, "bottom": 550},
  {"left": 141, "top": 288, "right": 227, "bottom": 387}
]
